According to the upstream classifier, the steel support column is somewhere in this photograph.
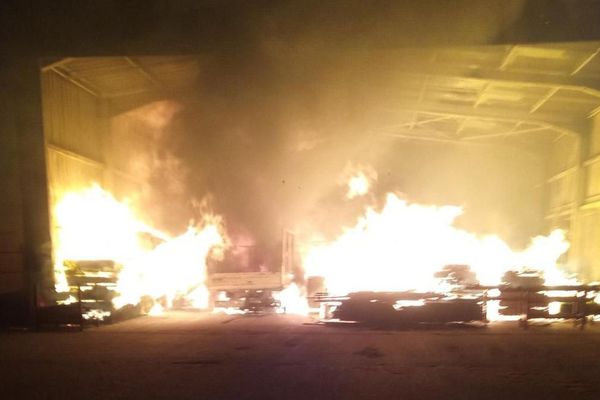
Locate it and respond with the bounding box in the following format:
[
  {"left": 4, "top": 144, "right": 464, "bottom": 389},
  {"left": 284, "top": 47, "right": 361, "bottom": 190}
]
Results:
[{"left": 11, "top": 58, "right": 53, "bottom": 326}]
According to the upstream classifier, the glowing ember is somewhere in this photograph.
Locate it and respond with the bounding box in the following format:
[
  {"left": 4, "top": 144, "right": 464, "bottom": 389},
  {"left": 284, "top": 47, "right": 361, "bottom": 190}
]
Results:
[
  {"left": 52, "top": 184, "right": 226, "bottom": 314},
  {"left": 302, "top": 193, "right": 572, "bottom": 297}
]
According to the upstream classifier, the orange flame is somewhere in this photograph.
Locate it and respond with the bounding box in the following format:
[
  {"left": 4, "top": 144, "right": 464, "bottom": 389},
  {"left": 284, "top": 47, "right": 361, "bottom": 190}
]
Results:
[
  {"left": 302, "top": 193, "right": 572, "bottom": 296},
  {"left": 52, "top": 185, "right": 226, "bottom": 313}
]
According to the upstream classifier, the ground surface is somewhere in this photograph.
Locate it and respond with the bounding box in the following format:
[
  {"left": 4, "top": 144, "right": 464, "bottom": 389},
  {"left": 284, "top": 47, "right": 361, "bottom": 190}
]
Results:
[{"left": 2, "top": 312, "right": 600, "bottom": 399}]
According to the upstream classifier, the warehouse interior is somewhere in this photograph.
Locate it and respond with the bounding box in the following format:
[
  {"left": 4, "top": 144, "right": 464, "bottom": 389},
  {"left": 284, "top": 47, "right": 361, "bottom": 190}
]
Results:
[
  {"left": 5, "top": 2, "right": 600, "bottom": 399},
  {"left": 36, "top": 41, "right": 600, "bottom": 301},
  {"left": 1, "top": 42, "right": 600, "bottom": 318}
]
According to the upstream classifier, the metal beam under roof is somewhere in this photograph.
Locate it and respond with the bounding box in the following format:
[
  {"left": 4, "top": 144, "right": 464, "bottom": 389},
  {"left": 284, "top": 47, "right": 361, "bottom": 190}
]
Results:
[
  {"left": 462, "top": 125, "right": 549, "bottom": 141},
  {"left": 123, "top": 57, "right": 163, "bottom": 88},
  {"left": 402, "top": 72, "right": 600, "bottom": 100},
  {"left": 571, "top": 47, "right": 600, "bottom": 76},
  {"left": 48, "top": 66, "right": 101, "bottom": 98},
  {"left": 386, "top": 103, "right": 582, "bottom": 136},
  {"left": 529, "top": 87, "right": 560, "bottom": 114}
]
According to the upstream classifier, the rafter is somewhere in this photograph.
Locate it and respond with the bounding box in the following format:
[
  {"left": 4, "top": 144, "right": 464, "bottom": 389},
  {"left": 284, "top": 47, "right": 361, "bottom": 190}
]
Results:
[
  {"left": 571, "top": 48, "right": 600, "bottom": 76},
  {"left": 48, "top": 66, "right": 101, "bottom": 97},
  {"left": 386, "top": 103, "right": 582, "bottom": 137},
  {"left": 589, "top": 104, "right": 600, "bottom": 118},
  {"left": 124, "top": 57, "right": 163, "bottom": 88},
  {"left": 499, "top": 45, "right": 519, "bottom": 70},
  {"left": 473, "top": 82, "right": 491, "bottom": 108},
  {"left": 530, "top": 87, "right": 560, "bottom": 114},
  {"left": 384, "top": 132, "right": 464, "bottom": 144},
  {"left": 41, "top": 58, "right": 74, "bottom": 72},
  {"left": 462, "top": 125, "right": 549, "bottom": 141},
  {"left": 402, "top": 114, "right": 455, "bottom": 129},
  {"left": 394, "top": 70, "right": 600, "bottom": 99}
]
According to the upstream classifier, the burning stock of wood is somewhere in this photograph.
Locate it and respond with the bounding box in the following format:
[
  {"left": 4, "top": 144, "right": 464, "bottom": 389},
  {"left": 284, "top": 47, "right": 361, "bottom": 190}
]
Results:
[{"left": 47, "top": 165, "right": 598, "bottom": 327}]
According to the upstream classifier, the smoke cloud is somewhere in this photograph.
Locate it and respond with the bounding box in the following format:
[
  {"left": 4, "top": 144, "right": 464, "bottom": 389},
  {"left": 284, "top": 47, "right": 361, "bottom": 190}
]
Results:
[{"left": 120, "top": 1, "right": 551, "bottom": 271}]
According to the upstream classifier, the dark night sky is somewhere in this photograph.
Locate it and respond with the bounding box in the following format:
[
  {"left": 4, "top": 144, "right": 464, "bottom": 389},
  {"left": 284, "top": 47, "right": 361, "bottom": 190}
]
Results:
[{"left": 2, "top": 1, "right": 600, "bottom": 58}]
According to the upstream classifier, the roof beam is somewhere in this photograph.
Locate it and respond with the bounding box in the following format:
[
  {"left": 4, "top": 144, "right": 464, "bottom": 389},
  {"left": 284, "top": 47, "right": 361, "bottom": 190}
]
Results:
[
  {"left": 462, "top": 125, "right": 548, "bottom": 141},
  {"left": 499, "top": 45, "right": 519, "bottom": 70},
  {"left": 384, "top": 132, "right": 465, "bottom": 144},
  {"left": 571, "top": 48, "right": 600, "bottom": 76},
  {"left": 48, "top": 66, "right": 101, "bottom": 97},
  {"left": 46, "top": 143, "right": 104, "bottom": 168},
  {"left": 386, "top": 102, "right": 582, "bottom": 136},
  {"left": 401, "top": 115, "right": 455, "bottom": 129},
  {"left": 530, "top": 87, "right": 560, "bottom": 114},
  {"left": 473, "top": 82, "right": 491, "bottom": 107},
  {"left": 394, "top": 69, "right": 600, "bottom": 98},
  {"left": 383, "top": 131, "right": 552, "bottom": 157},
  {"left": 123, "top": 57, "right": 163, "bottom": 88},
  {"left": 41, "top": 58, "right": 74, "bottom": 72},
  {"left": 589, "top": 104, "right": 600, "bottom": 118}
]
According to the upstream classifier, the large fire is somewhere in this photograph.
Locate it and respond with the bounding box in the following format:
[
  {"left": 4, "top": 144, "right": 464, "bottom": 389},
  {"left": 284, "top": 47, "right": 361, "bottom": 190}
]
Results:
[
  {"left": 52, "top": 172, "right": 576, "bottom": 321},
  {"left": 302, "top": 192, "right": 573, "bottom": 297},
  {"left": 52, "top": 184, "right": 226, "bottom": 314}
]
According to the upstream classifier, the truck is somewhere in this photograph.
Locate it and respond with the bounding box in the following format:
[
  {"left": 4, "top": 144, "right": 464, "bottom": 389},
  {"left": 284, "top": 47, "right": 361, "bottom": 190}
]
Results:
[{"left": 206, "top": 231, "right": 296, "bottom": 312}]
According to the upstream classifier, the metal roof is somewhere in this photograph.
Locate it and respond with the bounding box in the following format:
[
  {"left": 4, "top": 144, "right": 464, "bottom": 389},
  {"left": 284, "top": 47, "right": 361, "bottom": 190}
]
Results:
[
  {"left": 373, "top": 41, "right": 600, "bottom": 150},
  {"left": 42, "top": 41, "right": 600, "bottom": 149},
  {"left": 42, "top": 56, "right": 200, "bottom": 99}
]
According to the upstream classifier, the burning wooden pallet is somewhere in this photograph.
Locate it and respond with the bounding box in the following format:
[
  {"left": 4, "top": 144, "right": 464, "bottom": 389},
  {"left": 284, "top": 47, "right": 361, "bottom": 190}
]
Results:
[
  {"left": 37, "top": 260, "right": 125, "bottom": 328},
  {"left": 317, "top": 291, "right": 484, "bottom": 327},
  {"left": 315, "top": 284, "right": 600, "bottom": 329},
  {"left": 63, "top": 260, "right": 120, "bottom": 322}
]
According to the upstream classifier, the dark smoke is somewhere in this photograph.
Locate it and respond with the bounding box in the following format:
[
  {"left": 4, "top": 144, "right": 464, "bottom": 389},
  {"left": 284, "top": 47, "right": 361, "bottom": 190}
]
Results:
[{"left": 137, "top": 1, "right": 551, "bottom": 271}]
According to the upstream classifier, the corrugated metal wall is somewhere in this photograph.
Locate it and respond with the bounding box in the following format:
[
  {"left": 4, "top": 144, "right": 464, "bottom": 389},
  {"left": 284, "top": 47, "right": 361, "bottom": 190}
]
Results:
[
  {"left": 575, "top": 116, "right": 600, "bottom": 281},
  {"left": 105, "top": 111, "right": 151, "bottom": 200},
  {"left": 547, "top": 116, "right": 600, "bottom": 281},
  {"left": 43, "top": 72, "right": 102, "bottom": 161},
  {"left": 41, "top": 69, "right": 151, "bottom": 283},
  {"left": 37, "top": 62, "right": 600, "bottom": 285},
  {"left": 42, "top": 71, "right": 106, "bottom": 205}
]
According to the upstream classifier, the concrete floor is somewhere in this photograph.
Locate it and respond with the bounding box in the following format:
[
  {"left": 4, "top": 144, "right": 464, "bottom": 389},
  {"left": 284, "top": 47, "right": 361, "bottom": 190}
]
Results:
[{"left": 2, "top": 312, "right": 600, "bottom": 399}]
